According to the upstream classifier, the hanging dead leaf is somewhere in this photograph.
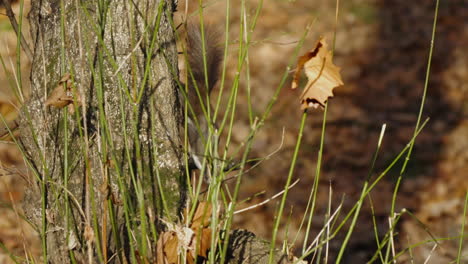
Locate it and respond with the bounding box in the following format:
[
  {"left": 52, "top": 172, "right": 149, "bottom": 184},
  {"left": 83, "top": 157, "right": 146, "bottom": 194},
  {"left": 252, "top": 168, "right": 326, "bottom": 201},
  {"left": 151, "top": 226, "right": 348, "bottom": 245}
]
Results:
[
  {"left": 291, "top": 37, "right": 343, "bottom": 110},
  {"left": 45, "top": 73, "right": 78, "bottom": 109},
  {"left": 190, "top": 202, "right": 212, "bottom": 229}
]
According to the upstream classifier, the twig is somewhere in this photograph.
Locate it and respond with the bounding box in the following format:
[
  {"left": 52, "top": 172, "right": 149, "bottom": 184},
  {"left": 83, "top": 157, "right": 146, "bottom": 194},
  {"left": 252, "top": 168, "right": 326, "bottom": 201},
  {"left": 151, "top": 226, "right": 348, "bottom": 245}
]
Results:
[
  {"left": 304, "top": 203, "right": 343, "bottom": 254},
  {"left": 0, "top": 0, "right": 33, "bottom": 59},
  {"left": 112, "top": 34, "right": 145, "bottom": 78},
  {"left": 423, "top": 243, "right": 438, "bottom": 264},
  {"left": 220, "top": 127, "right": 286, "bottom": 183},
  {"left": 234, "top": 178, "right": 300, "bottom": 214}
]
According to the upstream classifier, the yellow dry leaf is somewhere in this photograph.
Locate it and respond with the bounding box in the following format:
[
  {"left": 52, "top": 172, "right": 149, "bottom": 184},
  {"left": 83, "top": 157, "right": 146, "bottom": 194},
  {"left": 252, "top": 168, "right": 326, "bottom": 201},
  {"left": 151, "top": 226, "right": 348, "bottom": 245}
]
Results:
[{"left": 291, "top": 37, "right": 343, "bottom": 110}]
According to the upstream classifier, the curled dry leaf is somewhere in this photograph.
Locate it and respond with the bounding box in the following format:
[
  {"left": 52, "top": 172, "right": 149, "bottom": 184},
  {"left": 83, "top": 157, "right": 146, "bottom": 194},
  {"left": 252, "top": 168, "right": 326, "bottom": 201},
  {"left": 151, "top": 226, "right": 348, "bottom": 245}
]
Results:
[
  {"left": 291, "top": 37, "right": 343, "bottom": 110},
  {"left": 45, "top": 73, "right": 78, "bottom": 109}
]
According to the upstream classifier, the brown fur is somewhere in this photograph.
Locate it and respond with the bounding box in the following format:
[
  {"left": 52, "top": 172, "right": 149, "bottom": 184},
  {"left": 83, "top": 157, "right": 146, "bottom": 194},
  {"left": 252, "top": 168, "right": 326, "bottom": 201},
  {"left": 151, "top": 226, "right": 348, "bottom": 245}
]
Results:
[
  {"left": 183, "top": 23, "right": 223, "bottom": 170},
  {"left": 185, "top": 22, "right": 223, "bottom": 118}
]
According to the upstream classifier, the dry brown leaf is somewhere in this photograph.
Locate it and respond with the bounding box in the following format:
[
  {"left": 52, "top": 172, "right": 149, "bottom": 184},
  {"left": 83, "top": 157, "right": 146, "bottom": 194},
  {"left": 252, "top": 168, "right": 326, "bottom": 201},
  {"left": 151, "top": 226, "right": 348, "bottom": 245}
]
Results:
[
  {"left": 197, "top": 228, "right": 211, "bottom": 258},
  {"left": 190, "top": 202, "right": 212, "bottom": 229},
  {"left": 156, "top": 202, "right": 213, "bottom": 264},
  {"left": 188, "top": 202, "right": 213, "bottom": 260},
  {"left": 156, "top": 231, "right": 179, "bottom": 264},
  {"left": 187, "top": 254, "right": 195, "bottom": 264},
  {"left": 155, "top": 232, "right": 166, "bottom": 264},
  {"left": 44, "top": 73, "right": 75, "bottom": 108},
  {"left": 165, "top": 232, "right": 179, "bottom": 264},
  {"left": 186, "top": 227, "right": 212, "bottom": 262},
  {"left": 291, "top": 37, "right": 343, "bottom": 110}
]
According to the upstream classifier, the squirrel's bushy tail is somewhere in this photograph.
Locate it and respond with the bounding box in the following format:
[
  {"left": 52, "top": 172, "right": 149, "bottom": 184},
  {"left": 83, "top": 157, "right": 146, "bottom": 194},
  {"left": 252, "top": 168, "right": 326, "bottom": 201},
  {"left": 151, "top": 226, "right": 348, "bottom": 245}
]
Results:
[
  {"left": 184, "top": 22, "right": 223, "bottom": 174},
  {"left": 185, "top": 23, "right": 223, "bottom": 103}
]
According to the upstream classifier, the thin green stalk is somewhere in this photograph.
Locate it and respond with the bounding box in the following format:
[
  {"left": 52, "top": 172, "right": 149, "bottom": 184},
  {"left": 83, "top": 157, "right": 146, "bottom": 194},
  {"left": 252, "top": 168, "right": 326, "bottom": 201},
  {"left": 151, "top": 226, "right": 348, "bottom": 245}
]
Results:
[
  {"left": 367, "top": 212, "right": 403, "bottom": 264},
  {"left": 301, "top": 103, "right": 328, "bottom": 254},
  {"left": 325, "top": 120, "right": 427, "bottom": 260},
  {"left": 268, "top": 111, "right": 307, "bottom": 264},
  {"left": 149, "top": 100, "right": 171, "bottom": 219},
  {"left": 302, "top": 3, "right": 340, "bottom": 254},
  {"left": 197, "top": 0, "right": 212, "bottom": 124},
  {"left": 456, "top": 191, "right": 468, "bottom": 264},
  {"left": 80, "top": 4, "right": 137, "bottom": 260},
  {"left": 368, "top": 196, "right": 385, "bottom": 263},
  {"left": 14, "top": 0, "right": 25, "bottom": 102},
  {"left": 58, "top": 1, "right": 75, "bottom": 261},
  {"left": 0, "top": 54, "right": 19, "bottom": 100},
  {"left": 41, "top": 162, "right": 48, "bottom": 262},
  {"left": 335, "top": 125, "right": 386, "bottom": 263},
  {"left": 219, "top": 122, "right": 257, "bottom": 264},
  {"left": 217, "top": 0, "right": 263, "bottom": 133},
  {"left": 0, "top": 242, "right": 20, "bottom": 264},
  {"left": 135, "top": 1, "right": 165, "bottom": 103},
  {"left": 127, "top": 11, "right": 151, "bottom": 249},
  {"left": 390, "top": 0, "right": 440, "bottom": 222},
  {"left": 219, "top": 19, "right": 310, "bottom": 263},
  {"left": 213, "top": 0, "right": 231, "bottom": 123},
  {"left": 0, "top": 113, "right": 47, "bottom": 260},
  {"left": 240, "top": 0, "right": 254, "bottom": 125},
  {"left": 62, "top": 109, "right": 75, "bottom": 262},
  {"left": 386, "top": 1, "right": 439, "bottom": 261},
  {"left": 385, "top": 177, "right": 402, "bottom": 263},
  {"left": 392, "top": 236, "right": 458, "bottom": 264},
  {"left": 217, "top": 2, "right": 266, "bottom": 263}
]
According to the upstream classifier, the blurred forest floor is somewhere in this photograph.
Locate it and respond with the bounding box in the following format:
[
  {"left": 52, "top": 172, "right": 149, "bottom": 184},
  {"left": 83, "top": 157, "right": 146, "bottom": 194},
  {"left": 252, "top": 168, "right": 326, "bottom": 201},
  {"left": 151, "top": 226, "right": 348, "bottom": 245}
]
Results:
[{"left": 1, "top": 0, "right": 467, "bottom": 263}]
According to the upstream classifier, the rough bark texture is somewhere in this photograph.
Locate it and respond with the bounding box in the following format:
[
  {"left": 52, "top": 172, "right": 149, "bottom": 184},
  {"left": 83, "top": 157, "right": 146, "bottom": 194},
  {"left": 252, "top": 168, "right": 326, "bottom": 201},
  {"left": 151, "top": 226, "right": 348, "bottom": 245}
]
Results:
[
  {"left": 226, "top": 230, "right": 293, "bottom": 264},
  {"left": 21, "top": 0, "right": 182, "bottom": 262}
]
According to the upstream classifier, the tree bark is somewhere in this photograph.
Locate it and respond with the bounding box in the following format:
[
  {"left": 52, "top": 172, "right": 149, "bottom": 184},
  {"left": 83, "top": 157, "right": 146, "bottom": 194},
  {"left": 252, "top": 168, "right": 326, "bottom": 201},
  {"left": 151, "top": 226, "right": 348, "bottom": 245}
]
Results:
[
  {"left": 226, "top": 230, "right": 294, "bottom": 264},
  {"left": 21, "top": 0, "right": 182, "bottom": 262}
]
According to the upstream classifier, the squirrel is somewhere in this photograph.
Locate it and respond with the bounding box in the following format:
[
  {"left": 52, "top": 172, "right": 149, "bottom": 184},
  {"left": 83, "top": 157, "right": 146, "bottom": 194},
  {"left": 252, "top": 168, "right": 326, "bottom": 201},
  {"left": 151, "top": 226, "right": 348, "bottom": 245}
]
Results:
[{"left": 181, "top": 22, "right": 223, "bottom": 175}]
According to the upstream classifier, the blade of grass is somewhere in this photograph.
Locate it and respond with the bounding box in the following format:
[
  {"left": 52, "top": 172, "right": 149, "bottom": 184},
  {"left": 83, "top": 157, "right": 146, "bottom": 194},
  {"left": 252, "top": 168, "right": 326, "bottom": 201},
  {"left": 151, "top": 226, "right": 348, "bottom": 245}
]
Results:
[
  {"left": 335, "top": 124, "right": 387, "bottom": 263},
  {"left": 456, "top": 191, "right": 468, "bottom": 263},
  {"left": 268, "top": 111, "right": 307, "bottom": 264}
]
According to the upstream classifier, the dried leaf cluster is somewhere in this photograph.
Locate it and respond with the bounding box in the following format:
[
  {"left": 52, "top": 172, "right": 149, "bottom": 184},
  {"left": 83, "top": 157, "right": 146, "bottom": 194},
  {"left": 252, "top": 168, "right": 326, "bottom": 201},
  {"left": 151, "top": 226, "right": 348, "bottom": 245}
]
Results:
[{"left": 156, "top": 202, "right": 212, "bottom": 264}]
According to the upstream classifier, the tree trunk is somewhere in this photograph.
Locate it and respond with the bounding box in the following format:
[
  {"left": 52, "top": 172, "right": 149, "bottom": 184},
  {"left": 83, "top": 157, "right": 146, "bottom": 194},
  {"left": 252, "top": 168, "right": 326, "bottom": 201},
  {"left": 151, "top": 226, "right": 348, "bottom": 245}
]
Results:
[{"left": 21, "top": 0, "right": 182, "bottom": 262}]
